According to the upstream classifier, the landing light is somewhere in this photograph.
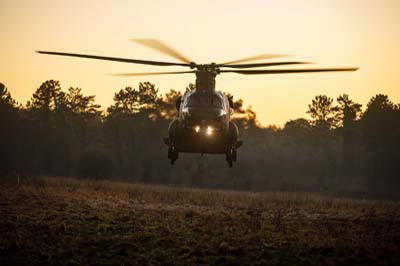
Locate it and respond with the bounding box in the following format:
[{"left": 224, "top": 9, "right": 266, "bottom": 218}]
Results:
[{"left": 206, "top": 126, "right": 213, "bottom": 136}]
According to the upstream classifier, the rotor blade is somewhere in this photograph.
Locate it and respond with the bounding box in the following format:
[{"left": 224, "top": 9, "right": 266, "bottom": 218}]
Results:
[
  {"left": 112, "top": 71, "right": 195, "bottom": 77},
  {"left": 218, "top": 61, "right": 311, "bottom": 69},
  {"left": 132, "top": 39, "right": 192, "bottom": 64},
  {"left": 36, "top": 51, "right": 191, "bottom": 67},
  {"left": 220, "top": 67, "right": 359, "bottom": 75},
  {"left": 220, "top": 54, "right": 289, "bottom": 65}
]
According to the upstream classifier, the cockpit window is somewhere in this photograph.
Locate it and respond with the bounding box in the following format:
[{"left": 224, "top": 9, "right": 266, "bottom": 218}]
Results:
[
  {"left": 186, "top": 95, "right": 206, "bottom": 107},
  {"left": 185, "top": 94, "right": 223, "bottom": 108}
]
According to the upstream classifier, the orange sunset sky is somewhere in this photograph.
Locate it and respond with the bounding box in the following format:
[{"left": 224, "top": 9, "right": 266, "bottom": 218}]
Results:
[{"left": 1, "top": 0, "right": 399, "bottom": 126}]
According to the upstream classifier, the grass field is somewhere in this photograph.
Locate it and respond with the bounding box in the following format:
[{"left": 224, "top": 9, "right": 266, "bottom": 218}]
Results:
[{"left": 1, "top": 176, "right": 399, "bottom": 265}]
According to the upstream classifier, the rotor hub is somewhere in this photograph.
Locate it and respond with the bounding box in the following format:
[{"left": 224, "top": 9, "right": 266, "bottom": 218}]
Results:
[{"left": 195, "top": 63, "right": 220, "bottom": 75}]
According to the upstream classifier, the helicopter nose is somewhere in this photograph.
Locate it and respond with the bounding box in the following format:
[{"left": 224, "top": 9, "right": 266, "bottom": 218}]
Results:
[{"left": 183, "top": 107, "right": 226, "bottom": 132}]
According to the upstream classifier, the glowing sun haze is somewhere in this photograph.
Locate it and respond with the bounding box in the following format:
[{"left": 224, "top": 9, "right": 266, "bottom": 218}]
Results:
[{"left": 1, "top": 0, "right": 399, "bottom": 126}]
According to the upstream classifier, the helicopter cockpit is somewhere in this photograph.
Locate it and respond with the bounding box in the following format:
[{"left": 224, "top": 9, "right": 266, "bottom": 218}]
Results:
[
  {"left": 180, "top": 90, "right": 229, "bottom": 134},
  {"left": 185, "top": 93, "right": 223, "bottom": 108}
]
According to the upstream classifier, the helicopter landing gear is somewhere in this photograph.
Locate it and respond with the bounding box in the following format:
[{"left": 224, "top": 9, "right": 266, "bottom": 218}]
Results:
[
  {"left": 168, "top": 145, "right": 179, "bottom": 165},
  {"left": 225, "top": 147, "right": 237, "bottom": 168},
  {"left": 225, "top": 153, "right": 233, "bottom": 168},
  {"left": 232, "top": 149, "right": 237, "bottom": 162}
]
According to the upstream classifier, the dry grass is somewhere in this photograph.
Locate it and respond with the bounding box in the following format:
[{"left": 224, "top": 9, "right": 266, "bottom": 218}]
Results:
[{"left": 1, "top": 176, "right": 399, "bottom": 265}]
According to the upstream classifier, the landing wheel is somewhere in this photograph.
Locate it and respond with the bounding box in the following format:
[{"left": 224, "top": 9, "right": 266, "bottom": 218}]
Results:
[
  {"left": 168, "top": 145, "right": 179, "bottom": 165},
  {"left": 226, "top": 147, "right": 238, "bottom": 167},
  {"left": 225, "top": 150, "right": 233, "bottom": 168},
  {"left": 232, "top": 149, "right": 237, "bottom": 162},
  {"left": 226, "top": 154, "right": 233, "bottom": 168}
]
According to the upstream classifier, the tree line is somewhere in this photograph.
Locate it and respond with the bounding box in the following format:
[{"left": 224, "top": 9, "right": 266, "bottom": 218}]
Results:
[{"left": 0, "top": 80, "right": 399, "bottom": 199}]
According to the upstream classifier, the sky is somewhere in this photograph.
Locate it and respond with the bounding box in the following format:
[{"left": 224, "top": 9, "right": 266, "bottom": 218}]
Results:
[{"left": 1, "top": 0, "right": 399, "bottom": 126}]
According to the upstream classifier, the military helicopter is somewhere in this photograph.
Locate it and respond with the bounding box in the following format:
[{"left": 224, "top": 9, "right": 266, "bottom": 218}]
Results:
[{"left": 37, "top": 39, "right": 358, "bottom": 167}]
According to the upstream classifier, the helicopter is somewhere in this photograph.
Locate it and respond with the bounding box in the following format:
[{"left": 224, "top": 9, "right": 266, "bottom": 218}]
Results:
[{"left": 37, "top": 39, "right": 358, "bottom": 167}]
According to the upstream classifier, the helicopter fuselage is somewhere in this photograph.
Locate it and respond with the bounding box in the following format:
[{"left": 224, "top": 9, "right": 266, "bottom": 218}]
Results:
[
  {"left": 170, "top": 89, "right": 234, "bottom": 153},
  {"left": 164, "top": 70, "right": 241, "bottom": 165}
]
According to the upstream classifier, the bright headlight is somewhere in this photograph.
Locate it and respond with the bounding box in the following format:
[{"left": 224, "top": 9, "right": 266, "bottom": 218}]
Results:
[
  {"left": 206, "top": 126, "right": 213, "bottom": 136},
  {"left": 194, "top": 125, "right": 200, "bottom": 133}
]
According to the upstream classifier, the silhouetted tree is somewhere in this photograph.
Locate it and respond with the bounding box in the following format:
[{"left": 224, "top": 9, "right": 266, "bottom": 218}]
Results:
[
  {"left": 63, "top": 87, "right": 104, "bottom": 176},
  {"left": 334, "top": 94, "right": 362, "bottom": 128},
  {"left": 27, "top": 80, "right": 65, "bottom": 111},
  {"left": 332, "top": 94, "right": 363, "bottom": 176},
  {"left": 65, "top": 87, "right": 101, "bottom": 116},
  {"left": 229, "top": 95, "right": 259, "bottom": 130},
  {"left": 161, "top": 89, "right": 182, "bottom": 119},
  {"left": 0, "top": 83, "right": 18, "bottom": 108},
  {"left": 306, "top": 95, "right": 340, "bottom": 189},
  {"left": 24, "top": 80, "right": 66, "bottom": 174},
  {"left": 284, "top": 118, "right": 311, "bottom": 133},
  {"left": 105, "top": 82, "right": 166, "bottom": 179},
  {"left": 307, "top": 95, "right": 336, "bottom": 129},
  {"left": 108, "top": 82, "right": 162, "bottom": 118},
  {"left": 0, "top": 83, "right": 21, "bottom": 175},
  {"left": 360, "top": 94, "right": 400, "bottom": 195}
]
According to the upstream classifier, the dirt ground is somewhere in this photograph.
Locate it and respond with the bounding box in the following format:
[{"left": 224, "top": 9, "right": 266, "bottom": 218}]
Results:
[{"left": 1, "top": 176, "right": 399, "bottom": 265}]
